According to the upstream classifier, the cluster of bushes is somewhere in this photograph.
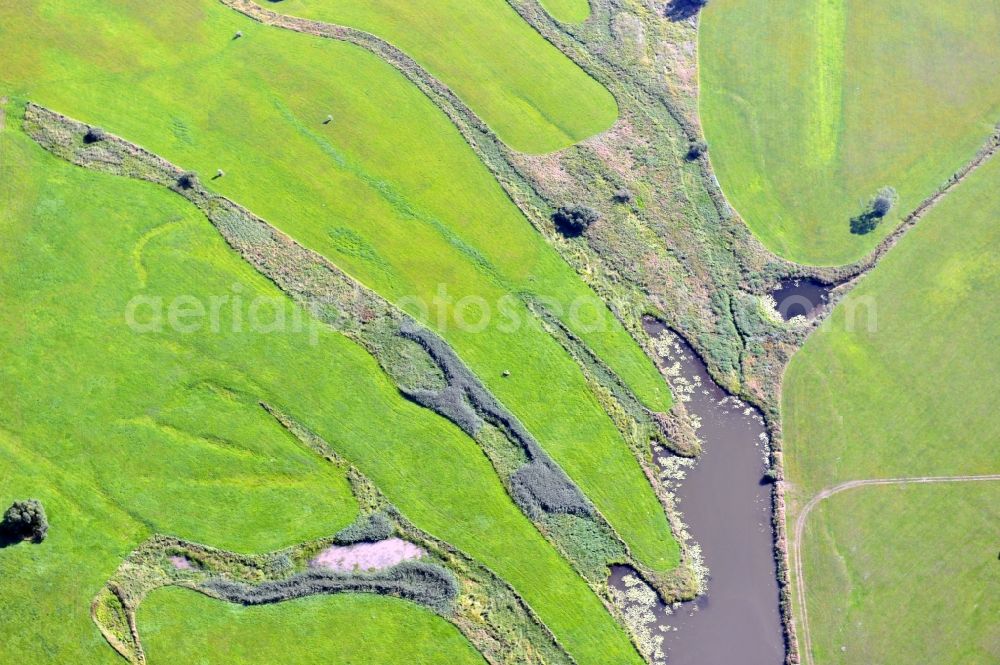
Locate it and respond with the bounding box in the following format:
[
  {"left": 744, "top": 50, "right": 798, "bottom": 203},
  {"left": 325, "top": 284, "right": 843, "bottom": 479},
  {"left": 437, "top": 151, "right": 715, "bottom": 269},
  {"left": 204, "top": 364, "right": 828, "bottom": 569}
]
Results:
[
  {"left": 398, "top": 326, "right": 598, "bottom": 524},
  {"left": 666, "top": 0, "right": 709, "bottom": 21},
  {"left": 540, "top": 513, "right": 626, "bottom": 583},
  {"left": 850, "top": 187, "right": 897, "bottom": 235},
  {"left": 403, "top": 384, "right": 483, "bottom": 436},
  {"left": 686, "top": 139, "right": 709, "bottom": 160},
  {"left": 2, "top": 499, "right": 48, "bottom": 543},
  {"left": 177, "top": 171, "right": 200, "bottom": 191},
  {"left": 83, "top": 126, "right": 106, "bottom": 144},
  {"left": 399, "top": 326, "right": 529, "bottom": 446},
  {"left": 552, "top": 205, "right": 600, "bottom": 237},
  {"left": 334, "top": 511, "right": 393, "bottom": 545},
  {"left": 203, "top": 560, "right": 459, "bottom": 614},
  {"left": 612, "top": 188, "right": 633, "bottom": 204}
]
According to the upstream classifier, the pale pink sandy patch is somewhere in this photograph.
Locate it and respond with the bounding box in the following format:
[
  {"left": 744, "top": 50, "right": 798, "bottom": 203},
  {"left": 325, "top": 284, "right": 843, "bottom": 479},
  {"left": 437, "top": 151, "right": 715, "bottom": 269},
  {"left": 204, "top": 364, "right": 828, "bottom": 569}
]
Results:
[
  {"left": 310, "top": 538, "right": 424, "bottom": 572},
  {"left": 169, "top": 555, "right": 193, "bottom": 570}
]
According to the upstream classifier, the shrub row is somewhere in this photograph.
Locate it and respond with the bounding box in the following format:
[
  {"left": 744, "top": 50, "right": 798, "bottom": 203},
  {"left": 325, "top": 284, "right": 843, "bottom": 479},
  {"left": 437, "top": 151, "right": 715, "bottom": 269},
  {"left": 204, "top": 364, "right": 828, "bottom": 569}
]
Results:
[
  {"left": 399, "top": 326, "right": 595, "bottom": 519},
  {"left": 202, "top": 560, "right": 459, "bottom": 614},
  {"left": 333, "top": 511, "right": 394, "bottom": 545}
]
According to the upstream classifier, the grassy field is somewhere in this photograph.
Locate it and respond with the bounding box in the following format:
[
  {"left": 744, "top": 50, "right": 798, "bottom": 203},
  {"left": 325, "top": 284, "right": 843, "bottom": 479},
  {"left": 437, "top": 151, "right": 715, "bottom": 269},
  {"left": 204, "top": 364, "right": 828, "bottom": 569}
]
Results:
[
  {"left": 0, "top": 132, "right": 360, "bottom": 556},
  {"left": 782, "top": 135, "right": 1000, "bottom": 661},
  {"left": 0, "top": 125, "right": 643, "bottom": 664},
  {"left": 140, "top": 589, "right": 486, "bottom": 664},
  {"left": 700, "top": 0, "right": 1000, "bottom": 265},
  {"left": 273, "top": 0, "right": 613, "bottom": 152},
  {"left": 801, "top": 483, "right": 999, "bottom": 665},
  {"left": 538, "top": 0, "right": 591, "bottom": 24},
  {"left": 0, "top": 0, "right": 676, "bottom": 574},
  {"left": 783, "top": 154, "right": 1000, "bottom": 496}
]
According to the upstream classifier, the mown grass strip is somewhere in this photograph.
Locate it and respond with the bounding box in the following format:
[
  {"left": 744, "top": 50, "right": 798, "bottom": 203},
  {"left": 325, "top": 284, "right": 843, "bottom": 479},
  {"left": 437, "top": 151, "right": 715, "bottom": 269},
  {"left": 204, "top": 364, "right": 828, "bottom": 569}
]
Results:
[
  {"left": 0, "top": 0, "right": 675, "bottom": 574},
  {"left": 537, "top": 0, "right": 592, "bottom": 24},
  {"left": 140, "top": 590, "right": 487, "bottom": 665},
  {"left": 268, "top": 0, "right": 612, "bottom": 152},
  {"left": 700, "top": 0, "right": 1000, "bottom": 264},
  {"left": 0, "top": 115, "right": 643, "bottom": 664}
]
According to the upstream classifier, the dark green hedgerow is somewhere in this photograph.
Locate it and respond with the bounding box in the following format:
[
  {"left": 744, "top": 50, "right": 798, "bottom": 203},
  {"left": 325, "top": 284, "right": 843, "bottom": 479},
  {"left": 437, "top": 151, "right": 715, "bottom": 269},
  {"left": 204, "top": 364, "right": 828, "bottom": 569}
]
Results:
[{"left": 202, "top": 561, "right": 460, "bottom": 614}]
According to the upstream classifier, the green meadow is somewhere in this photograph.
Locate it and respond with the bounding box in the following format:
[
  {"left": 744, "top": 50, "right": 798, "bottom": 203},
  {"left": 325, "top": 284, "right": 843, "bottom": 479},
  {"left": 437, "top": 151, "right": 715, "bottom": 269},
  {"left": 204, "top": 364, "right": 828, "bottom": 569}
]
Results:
[
  {"left": 273, "top": 0, "right": 612, "bottom": 152},
  {"left": 700, "top": 0, "right": 1000, "bottom": 264},
  {"left": 783, "top": 134, "right": 1000, "bottom": 661},
  {"left": 0, "top": 124, "right": 643, "bottom": 664},
  {"left": 0, "top": 0, "right": 676, "bottom": 574},
  {"left": 538, "top": 0, "right": 592, "bottom": 24},
  {"left": 140, "top": 590, "right": 486, "bottom": 664},
  {"left": 783, "top": 155, "right": 1000, "bottom": 496},
  {"left": 799, "top": 483, "right": 999, "bottom": 665}
]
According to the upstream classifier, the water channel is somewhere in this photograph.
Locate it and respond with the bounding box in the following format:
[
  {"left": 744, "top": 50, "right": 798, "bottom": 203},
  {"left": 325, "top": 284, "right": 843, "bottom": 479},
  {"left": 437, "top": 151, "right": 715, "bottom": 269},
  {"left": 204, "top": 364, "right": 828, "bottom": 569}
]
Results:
[{"left": 610, "top": 319, "right": 784, "bottom": 664}]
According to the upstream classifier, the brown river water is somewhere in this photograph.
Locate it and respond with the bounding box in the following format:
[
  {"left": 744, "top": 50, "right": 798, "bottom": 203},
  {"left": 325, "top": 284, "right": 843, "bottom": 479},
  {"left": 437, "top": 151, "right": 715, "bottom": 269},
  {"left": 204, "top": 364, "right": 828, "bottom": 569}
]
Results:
[{"left": 609, "top": 319, "right": 784, "bottom": 664}]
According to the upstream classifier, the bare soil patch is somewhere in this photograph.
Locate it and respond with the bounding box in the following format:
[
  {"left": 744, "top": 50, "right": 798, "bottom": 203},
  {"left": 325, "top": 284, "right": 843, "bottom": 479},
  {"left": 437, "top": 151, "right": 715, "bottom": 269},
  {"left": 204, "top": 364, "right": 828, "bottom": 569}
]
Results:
[{"left": 310, "top": 538, "right": 425, "bottom": 572}]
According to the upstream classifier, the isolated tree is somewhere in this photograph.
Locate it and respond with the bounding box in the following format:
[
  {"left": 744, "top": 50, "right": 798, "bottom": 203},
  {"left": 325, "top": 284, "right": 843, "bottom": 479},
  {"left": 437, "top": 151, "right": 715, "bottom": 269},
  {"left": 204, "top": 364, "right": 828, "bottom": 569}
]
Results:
[
  {"left": 2, "top": 499, "right": 48, "bottom": 542},
  {"left": 552, "top": 205, "right": 600, "bottom": 237},
  {"left": 83, "top": 126, "right": 106, "bottom": 144},
  {"left": 177, "top": 171, "right": 199, "bottom": 190},
  {"left": 686, "top": 139, "right": 708, "bottom": 160},
  {"left": 850, "top": 186, "right": 896, "bottom": 235},
  {"left": 871, "top": 193, "right": 893, "bottom": 218}
]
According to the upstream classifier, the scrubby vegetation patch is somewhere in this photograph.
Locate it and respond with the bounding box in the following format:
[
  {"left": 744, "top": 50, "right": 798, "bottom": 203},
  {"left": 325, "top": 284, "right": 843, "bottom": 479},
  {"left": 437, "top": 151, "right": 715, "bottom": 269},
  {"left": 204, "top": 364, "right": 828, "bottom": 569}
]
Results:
[{"left": 90, "top": 404, "right": 574, "bottom": 665}]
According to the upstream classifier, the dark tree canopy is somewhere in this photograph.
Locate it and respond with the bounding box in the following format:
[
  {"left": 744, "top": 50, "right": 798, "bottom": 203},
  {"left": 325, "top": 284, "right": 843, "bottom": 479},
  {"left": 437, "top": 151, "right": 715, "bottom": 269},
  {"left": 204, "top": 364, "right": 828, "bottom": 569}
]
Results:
[
  {"left": 177, "top": 171, "right": 199, "bottom": 190},
  {"left": 686, "top": 139, "right": 709, "bottom": 160},
  {"left": 552, "top": 205, "right": 600, "bottom": 237},
  {"left": 871, "top": 194, "right": 893, "bottom": 218},
  {"left": 2, "top": 499, "right": 48, "bottom": 543},
  {"left": 666, "top": 0, "right": 709, "bottom": 21},
  {"left": 83, "top": 126, "right": 106, "bottom": 144},
  {"left": 850, "top": 187, "right": 896, "bottom": 235}
]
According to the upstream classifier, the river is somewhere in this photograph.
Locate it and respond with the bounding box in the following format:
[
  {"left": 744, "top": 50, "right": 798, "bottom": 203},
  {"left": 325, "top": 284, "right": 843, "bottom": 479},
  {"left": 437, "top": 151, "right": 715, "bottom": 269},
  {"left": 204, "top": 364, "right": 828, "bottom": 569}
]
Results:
[{"left": 611, "top": 319, "right": 784, "bottom": 664}]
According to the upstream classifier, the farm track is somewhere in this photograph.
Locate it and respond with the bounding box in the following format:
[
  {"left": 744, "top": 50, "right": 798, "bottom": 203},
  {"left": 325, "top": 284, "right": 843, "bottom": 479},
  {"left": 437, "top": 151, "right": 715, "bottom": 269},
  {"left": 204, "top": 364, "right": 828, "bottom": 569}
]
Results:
[{"left": 791, "top": 473, "right": 1000, "bottom": 665}]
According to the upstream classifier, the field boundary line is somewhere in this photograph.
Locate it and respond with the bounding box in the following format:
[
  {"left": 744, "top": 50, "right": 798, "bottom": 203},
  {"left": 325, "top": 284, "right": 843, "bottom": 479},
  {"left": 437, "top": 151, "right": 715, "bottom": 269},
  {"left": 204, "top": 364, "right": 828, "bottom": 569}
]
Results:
[
  {"left": 792, "top": 473, "right": 1000, "bottom": 665},
  {"left": 822, "top": 123, "right": 1000, "bottom": 287}
]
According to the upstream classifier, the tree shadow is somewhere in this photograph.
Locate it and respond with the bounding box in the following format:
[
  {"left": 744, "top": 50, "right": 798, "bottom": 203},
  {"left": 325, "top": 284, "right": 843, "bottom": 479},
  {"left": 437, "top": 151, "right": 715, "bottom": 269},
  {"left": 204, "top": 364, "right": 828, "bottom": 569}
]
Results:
[
  {"left": 665, "top": 0, "right": 708, "bottom": 21},
  {"left": 0, "top": 525, "right": 26, "bottom": 548},
  {"left": 850, "top": 211, "right": 881, "bottom": 235}
]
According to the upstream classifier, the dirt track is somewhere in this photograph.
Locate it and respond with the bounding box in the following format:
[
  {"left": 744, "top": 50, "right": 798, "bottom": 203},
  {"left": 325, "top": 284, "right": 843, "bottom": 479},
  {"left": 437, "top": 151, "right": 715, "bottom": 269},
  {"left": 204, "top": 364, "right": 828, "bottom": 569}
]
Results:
[{"left": 792, "top": 473, "right": 1000, "bottom": 665}]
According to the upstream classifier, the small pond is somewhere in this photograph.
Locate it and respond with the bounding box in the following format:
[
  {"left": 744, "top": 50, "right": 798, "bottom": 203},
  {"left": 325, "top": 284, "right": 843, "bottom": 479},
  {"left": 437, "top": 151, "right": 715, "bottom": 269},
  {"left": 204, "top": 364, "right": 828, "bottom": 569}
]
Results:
[{"left": 770, "top": 278, "right": 833, "bottom": 320}]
